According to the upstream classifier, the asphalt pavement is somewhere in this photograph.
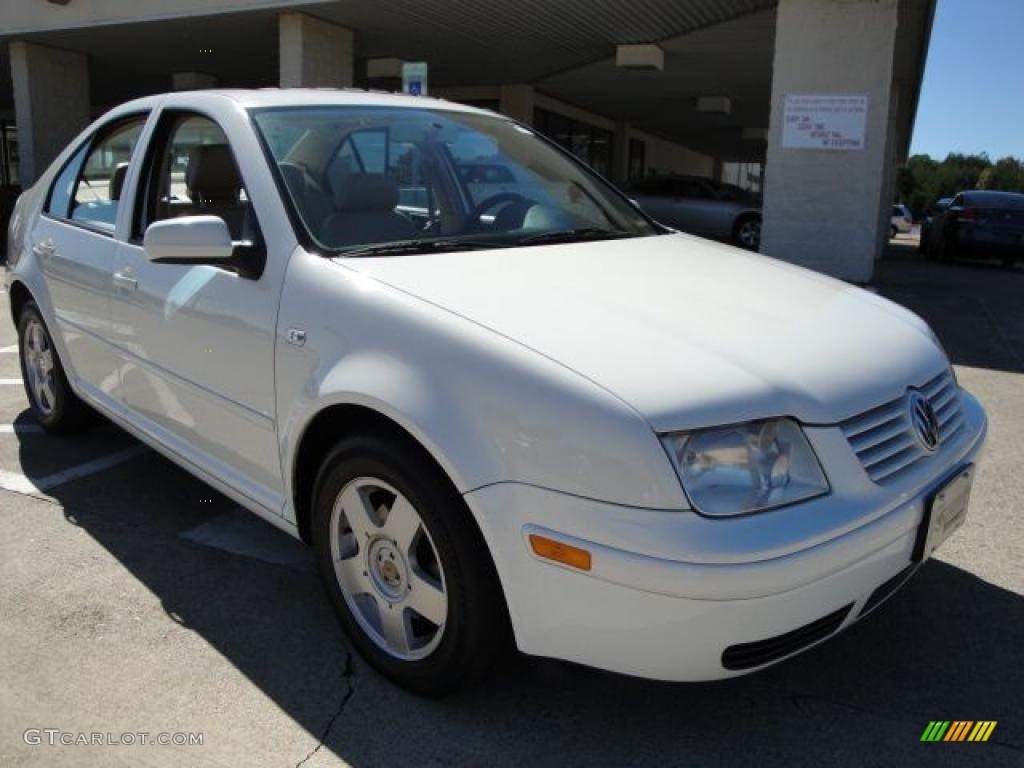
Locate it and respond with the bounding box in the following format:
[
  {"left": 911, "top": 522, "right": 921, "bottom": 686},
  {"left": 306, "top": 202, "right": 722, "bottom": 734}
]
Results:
[{"left": 0, "top": 248, "right": 1022, "bottom": 767}]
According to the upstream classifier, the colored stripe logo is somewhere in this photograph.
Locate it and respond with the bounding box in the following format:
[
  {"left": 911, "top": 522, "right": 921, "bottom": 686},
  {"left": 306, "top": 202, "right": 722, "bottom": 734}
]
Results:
[{"left": 921, "top": 721, "right": 997, "bottom": 742}]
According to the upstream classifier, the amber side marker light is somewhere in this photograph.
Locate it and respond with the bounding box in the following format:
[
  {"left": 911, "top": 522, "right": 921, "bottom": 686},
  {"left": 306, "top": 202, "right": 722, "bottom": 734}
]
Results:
[{"left": 529, "top": 534, "right": 592, "bottom": 571}]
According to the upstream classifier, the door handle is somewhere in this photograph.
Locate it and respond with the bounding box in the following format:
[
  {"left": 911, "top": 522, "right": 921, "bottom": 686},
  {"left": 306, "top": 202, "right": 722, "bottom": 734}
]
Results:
[
  {"left": 32, "top": 239, "right": 56, "bottom": 259},
  {"left": 113, "top": 268, "right": 137, "bottom": 292}
]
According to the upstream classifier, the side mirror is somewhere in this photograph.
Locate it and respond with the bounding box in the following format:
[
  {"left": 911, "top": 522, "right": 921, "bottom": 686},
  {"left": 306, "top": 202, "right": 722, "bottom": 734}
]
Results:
[{"left": 144, "top": 215, "right": 234, "bottom": 264}]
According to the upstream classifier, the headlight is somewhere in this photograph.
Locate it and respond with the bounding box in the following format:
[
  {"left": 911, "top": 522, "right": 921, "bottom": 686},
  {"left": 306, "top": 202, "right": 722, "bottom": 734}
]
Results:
[{"left": 661, "top": 418, "right": 828, "bottom": 517}]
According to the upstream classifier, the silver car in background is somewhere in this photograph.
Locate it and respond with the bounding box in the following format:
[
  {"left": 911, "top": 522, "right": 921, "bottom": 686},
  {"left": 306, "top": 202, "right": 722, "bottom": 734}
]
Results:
[
  {"left": 891, "top": 204, "right": 913, "bottom": 238},
  {"left": 626, "top": 175, "right": 762, "bottom": 249}
]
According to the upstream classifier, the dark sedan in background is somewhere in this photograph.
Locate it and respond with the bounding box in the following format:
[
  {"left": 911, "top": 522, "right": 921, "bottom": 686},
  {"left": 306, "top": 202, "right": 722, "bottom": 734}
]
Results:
[{"left": 923, "top": 190, "right": 1024, "bottom": 266}]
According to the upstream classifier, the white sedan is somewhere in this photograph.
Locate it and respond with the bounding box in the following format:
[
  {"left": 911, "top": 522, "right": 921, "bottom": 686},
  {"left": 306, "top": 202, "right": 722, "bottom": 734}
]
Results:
[{"left": 5, "top": 90, "right": 987, "bottom": 694}]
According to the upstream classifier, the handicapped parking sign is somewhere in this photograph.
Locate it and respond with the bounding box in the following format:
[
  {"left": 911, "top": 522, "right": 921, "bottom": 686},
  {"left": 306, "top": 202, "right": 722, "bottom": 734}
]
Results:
[{"left": 402, "top": 62, "right": 428, "bottom": 97}]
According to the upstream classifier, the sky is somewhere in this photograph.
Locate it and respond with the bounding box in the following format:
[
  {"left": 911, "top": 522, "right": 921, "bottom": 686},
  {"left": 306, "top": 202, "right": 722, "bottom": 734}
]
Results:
[{"left": 909, "top": 0, "right": 1023, "bottom": 161}]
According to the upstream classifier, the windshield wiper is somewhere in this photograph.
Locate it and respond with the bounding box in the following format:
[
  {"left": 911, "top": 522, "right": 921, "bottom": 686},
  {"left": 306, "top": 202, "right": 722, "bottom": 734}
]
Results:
[
  {"left": 337, "top": 238, "right": 507, "bottom": 258},
  {"left": 516, "top": 228, "right": 636, "bottom": 246}
]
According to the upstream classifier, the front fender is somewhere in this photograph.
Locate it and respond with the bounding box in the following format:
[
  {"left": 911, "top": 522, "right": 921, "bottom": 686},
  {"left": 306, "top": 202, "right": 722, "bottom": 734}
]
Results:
[{"left": 275, "top": 249, "right": 688, "bottom": 524}]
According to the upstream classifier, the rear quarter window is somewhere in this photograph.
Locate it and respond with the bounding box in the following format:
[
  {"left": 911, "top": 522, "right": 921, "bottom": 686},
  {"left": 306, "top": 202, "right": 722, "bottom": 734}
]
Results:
[{"left": 46, "top": 143, "right": 90, "bottom": 219}]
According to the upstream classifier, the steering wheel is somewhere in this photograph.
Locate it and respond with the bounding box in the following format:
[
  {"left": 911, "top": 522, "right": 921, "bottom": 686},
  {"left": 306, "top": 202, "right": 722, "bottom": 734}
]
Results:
[{"left": 467, "top": 192, "right": 533, "bottom": 231}]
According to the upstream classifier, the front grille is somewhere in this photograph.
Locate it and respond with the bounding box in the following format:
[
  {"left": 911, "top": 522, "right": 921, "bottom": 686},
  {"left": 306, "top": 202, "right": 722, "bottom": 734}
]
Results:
[
  {"left": 721, "top": 603, "right": 853, "bottom": 671},
  {"left": 840, "top": 371, "right": 963, "bottom": 484}
]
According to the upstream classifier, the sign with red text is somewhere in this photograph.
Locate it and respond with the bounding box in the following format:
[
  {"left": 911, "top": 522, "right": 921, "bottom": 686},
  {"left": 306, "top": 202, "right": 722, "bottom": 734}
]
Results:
[{"left": 782, "top": 94, "right": 868, "bottom": 150}]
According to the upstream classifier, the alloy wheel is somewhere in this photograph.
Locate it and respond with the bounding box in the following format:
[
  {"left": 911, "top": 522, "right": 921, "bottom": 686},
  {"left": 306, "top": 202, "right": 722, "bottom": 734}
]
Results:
[
  {"left": 329, "top": 477, "right": 448, "bottom": 660},
  {"left": 23, "top": 318, "right": 56, "bottom": 416}
]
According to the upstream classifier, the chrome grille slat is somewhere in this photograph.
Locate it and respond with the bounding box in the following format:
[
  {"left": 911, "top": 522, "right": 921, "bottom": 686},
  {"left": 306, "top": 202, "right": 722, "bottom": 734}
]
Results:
[
  {"left": 859, "top": 433, "right": 917, "bottom": 469},
  {"left": 848, "top": 416, "right": 908, "bottom": 453},
  {"left": 841, "top": 371, "right": 962, "bottom": 484},
  {"left": 941, "top": 413, "right": 964, "bottom": 440},
  {"left": 871, "top": 450, "right": 926, "bottom": 483},
  {"left": 936, "top": 396, "right": 958, "bottom": 424},
  {"left": 843, "top": 404, "right": 903, "bottom": 440},
  {"left": 922, "top": 372, "right": 948, "bottom": 398}
]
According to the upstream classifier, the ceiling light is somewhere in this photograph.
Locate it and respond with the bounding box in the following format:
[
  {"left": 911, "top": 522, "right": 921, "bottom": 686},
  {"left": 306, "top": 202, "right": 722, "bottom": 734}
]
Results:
[
  {"left": 697, "top": 96, "right": 731, "bottom": 115},
  {"left": 615, "top": 44, "right": 664, "bottom": 72}
]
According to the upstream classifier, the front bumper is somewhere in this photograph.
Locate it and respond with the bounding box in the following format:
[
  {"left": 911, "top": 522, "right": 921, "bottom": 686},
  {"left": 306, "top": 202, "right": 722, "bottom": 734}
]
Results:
[{"left": 464, "top": 391, "right": 987, "bottom": 681}]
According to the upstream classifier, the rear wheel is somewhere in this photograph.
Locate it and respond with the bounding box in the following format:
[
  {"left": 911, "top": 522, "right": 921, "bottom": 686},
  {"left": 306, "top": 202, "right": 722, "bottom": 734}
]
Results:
[
  {"left": 733, "top": 214, "right": 761, "bottom": 250},
  {"left": 17, "top": 301, "right": 92, "bottom": 434},
  {"left": 312, "top": 432, "right": 509, "bottom": 695}
]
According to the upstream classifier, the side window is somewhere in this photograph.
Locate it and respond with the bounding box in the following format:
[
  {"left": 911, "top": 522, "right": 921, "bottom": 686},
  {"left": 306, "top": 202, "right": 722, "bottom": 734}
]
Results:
[
  {"left": 141, "top": 113, "right": 252, "bottom": 241},
  {"left": 46, "top": 142, "right": 90, "bottom": 219},
  {"left": 69, "top": 118, "right": 147, "bottom": 232}
]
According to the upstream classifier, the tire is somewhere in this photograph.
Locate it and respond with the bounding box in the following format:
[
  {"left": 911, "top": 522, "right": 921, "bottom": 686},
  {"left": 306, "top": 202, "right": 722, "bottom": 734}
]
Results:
[
  {"left": 733, "top": 214, "right": 761, "bottom": 250},
  {"left": 941, "top": 236, "right": 958, "bottom": 263},
  {"left": 17, "top": 301, "right": 93, "bottom": 434},
  {"left": 312, "top": 432, "right": 509, "bottom": 695},
  {"left": 890, "top": 225, "right": 898, "bottom": 239}
]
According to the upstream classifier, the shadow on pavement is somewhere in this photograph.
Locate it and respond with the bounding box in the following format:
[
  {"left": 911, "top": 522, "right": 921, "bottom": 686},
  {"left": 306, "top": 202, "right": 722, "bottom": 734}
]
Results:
[
  {"left": 27, "top": 443, "right": 1024, "bottom": 767},
  {"left": 9, "top": 254, "right": 1023, "bottom": 766}
]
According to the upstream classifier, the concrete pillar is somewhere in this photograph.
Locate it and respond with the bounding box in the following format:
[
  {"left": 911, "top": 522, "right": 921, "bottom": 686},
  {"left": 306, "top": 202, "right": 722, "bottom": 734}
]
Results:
[
  {"left": 612, "top": 121, "right": 631, "bottom": 185},
  {"left": 279, "top": 12, "right": 353, "bottom": 88},
  {"left": 760, "top": 0, "right": 900, "bottom": 282},
  {"left": 499, "top": 85, "right": 535, "bottom": 126},
  {"left": 173, "top": 72, "right": 217, "bottom": 91},
  {"left": 9, "top": 41, "right": 90, "bottom": 186}
]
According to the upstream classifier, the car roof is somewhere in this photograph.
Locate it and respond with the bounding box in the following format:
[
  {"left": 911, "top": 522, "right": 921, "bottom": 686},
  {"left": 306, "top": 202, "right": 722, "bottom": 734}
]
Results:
[
  {"left": 964, "top": 189, "right": 1024, "bottom": 208},
  {"left": 110, "top": 88, "right": 495, "bottom": 116},
  {"left": 963, "top": 189, "right": 1024, "bottom": 200}
]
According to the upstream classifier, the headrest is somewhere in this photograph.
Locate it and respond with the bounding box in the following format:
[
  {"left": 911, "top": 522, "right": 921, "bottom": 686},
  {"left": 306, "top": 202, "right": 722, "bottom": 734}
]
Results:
[
  {"left": 109, "top": 162, "right": 130, "bottom": 201},
  {"left": 334, "top": 174, "right": 399, "bottom": 212},
  {"left": 186, "top": 144, "right": 241, "bottom": 202}
]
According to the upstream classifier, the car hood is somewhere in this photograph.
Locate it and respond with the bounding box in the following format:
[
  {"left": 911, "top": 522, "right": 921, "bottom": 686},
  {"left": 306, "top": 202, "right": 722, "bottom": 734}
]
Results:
[{"left": 342, "top": 233, "right": 946, "bottom": 432}]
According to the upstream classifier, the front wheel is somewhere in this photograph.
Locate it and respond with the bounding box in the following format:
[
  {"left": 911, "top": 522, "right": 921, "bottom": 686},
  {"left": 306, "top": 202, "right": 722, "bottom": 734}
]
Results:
[
  {"left": 312, "top": 433, "right": 509, "bottom": 694},
  {"left": 17, "top": 301, "right": 92, "bottom": 434}
]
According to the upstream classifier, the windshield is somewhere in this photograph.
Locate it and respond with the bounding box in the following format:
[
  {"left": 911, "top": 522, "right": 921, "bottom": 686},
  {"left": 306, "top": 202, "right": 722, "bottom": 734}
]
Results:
[{"left": 252, "top": 106, "right": 660, "bottom": 254}]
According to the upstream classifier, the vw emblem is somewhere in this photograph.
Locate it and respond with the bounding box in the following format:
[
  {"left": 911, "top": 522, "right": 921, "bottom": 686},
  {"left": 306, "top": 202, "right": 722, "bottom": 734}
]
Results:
[{"left": 908, "top": 390, "right": 941, "bottom": 452}]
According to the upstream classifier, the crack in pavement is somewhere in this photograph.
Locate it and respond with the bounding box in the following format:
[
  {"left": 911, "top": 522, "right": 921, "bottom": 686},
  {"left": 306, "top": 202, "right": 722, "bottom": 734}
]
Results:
[{"left": 295, "top": 647, "right": 356, "bottom": 768}]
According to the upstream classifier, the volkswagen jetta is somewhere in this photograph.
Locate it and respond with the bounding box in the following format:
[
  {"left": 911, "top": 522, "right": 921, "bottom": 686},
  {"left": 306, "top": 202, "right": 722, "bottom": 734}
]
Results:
[{"left": 5, "top": 90, "right": 987, "bottom": 694}]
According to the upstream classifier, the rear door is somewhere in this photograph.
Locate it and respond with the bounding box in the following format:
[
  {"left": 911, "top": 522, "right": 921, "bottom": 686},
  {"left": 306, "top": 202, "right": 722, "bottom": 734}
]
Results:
[{"left": 30, "top": 114, "right": 149, "bottom": 400}]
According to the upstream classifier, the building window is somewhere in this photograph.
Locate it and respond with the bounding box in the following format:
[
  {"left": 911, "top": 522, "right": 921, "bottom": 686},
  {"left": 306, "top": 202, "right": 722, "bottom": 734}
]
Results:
[
  {"left": 1, "top": 122, "right": 19, "bottom": 187},
  {"left": 533, "top": 107, "right": 614, "bottom": 178}
]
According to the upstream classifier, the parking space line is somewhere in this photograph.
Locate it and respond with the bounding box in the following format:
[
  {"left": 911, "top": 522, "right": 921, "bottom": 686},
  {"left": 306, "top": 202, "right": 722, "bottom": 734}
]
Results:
[
  {"left": 0, "top": 424, "right": 44, "bottom": 434},
  {"left": 0, "top": 345, "right": 18, "bottom": 354},
  {"left": 0, "top": 379, "right": 24, "bottom": 385},
  {"left": 0, "top": 445, "right": 149, "bottom": 496}
]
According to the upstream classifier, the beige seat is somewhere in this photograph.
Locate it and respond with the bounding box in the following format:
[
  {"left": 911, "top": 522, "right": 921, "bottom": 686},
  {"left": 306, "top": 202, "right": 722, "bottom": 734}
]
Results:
[
  {"left": 320, "top": 174, "right": 417, "bottom": 248},
  {"left": 185, "top": 145, "right": 246, "bottom": 238}
]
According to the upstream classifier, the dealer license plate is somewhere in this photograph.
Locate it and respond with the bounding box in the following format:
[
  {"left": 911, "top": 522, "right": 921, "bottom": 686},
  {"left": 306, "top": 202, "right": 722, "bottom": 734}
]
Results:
[{"left": 913, "top": 466, "right": 973, "bottom": 562}]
